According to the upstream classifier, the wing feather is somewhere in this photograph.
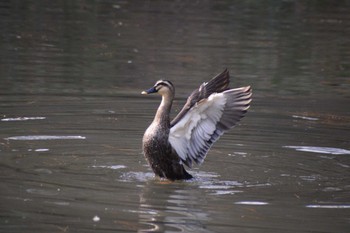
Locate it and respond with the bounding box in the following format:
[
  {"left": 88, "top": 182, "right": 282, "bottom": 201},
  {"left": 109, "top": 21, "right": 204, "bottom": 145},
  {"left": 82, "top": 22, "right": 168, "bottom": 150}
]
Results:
[
  {"left": 169, "top": 85, "right": 252, "bottom": 168},
  {"left": 170, "top": 69, "right": 230, "bottom": 127}
]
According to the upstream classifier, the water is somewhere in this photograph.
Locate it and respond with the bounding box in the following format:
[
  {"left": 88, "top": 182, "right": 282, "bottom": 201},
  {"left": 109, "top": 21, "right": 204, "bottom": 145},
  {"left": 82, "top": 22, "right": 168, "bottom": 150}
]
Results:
[{"left": 1, "top": 1, "right": 350, "bottom": 232}]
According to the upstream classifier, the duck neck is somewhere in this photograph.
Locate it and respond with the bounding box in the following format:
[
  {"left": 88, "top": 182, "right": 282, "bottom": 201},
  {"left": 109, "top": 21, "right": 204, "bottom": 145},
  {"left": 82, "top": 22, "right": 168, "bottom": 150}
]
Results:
[{"left": 153, "top": 94, "right": 173, "bottom": 128}]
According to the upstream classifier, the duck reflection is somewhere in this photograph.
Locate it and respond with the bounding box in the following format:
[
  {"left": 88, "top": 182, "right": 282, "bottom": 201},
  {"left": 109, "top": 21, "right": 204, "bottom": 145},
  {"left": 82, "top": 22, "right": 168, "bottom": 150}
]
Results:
[{"left": 137, "top": 179, "right": 214, "bottom": 233}]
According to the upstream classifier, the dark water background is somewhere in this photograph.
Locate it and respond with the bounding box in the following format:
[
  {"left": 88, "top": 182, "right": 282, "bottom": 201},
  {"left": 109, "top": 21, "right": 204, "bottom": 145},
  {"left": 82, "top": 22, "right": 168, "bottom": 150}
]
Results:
[{"left": 1, "top": 1, "right": 350, "bottom": 232}]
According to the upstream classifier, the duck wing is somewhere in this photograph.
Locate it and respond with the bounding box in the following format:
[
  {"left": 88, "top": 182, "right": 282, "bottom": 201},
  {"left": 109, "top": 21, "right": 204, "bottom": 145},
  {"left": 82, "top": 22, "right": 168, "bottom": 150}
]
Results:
[
  {"left": 170, "top": 69, "right": 230, "bottom": 127},
  {"left": 169, "top": 70, "right": 252, "bottom": 168}
]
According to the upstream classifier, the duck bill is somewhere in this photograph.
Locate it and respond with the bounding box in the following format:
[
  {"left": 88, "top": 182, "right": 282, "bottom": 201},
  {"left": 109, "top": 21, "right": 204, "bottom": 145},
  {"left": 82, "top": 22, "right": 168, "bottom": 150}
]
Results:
[{"left": 141, "top": 86, "right": 157, "bottom": 94}]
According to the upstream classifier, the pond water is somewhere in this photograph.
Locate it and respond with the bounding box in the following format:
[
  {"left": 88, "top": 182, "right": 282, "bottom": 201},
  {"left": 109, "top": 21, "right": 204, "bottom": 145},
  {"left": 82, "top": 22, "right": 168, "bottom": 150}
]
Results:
[{"left": 1, "top": 1, "right": 350, "bottom": 232}]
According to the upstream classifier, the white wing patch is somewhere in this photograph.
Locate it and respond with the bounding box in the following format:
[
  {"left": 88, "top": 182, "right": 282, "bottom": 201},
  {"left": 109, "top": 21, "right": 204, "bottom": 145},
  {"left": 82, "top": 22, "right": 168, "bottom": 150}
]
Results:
[{"left": 169, "top": 93, "right": 227, "bottom": 167}]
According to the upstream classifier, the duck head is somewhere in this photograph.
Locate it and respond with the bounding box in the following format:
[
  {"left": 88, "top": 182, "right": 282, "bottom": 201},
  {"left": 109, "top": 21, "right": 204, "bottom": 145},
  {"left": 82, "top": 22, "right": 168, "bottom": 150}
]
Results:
[{"left": 141, "top": 80, "right": 174, "bottom": 96}]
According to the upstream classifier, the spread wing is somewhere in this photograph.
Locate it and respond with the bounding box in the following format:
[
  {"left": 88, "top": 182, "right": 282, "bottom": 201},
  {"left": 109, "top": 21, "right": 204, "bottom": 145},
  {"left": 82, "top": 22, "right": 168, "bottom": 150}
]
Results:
[
  {"left": 168, "top": 70, "right": 252, "bottom": 168},
  {"left": 170, "top": 68, "right": 230, "bottom": 127}
]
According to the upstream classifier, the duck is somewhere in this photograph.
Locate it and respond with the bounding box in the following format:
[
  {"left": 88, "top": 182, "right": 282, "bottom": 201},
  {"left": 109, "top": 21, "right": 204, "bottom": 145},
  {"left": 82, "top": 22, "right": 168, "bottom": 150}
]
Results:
[{"left": 141, "top": 69, "right": 252, "bottom": 180}]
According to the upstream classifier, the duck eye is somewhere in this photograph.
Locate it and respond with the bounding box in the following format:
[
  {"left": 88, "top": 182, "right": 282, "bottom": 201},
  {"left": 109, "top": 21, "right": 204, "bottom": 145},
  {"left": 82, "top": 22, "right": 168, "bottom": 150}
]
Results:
[{"left": 155, "top": 83, "right": 165, "bottom": 91}]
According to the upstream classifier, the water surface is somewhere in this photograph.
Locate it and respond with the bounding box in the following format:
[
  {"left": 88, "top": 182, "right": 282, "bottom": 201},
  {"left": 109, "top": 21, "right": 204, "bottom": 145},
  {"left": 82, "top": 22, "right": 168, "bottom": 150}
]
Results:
[{"left": 1, "top": 1, "right": 350, "bottom": 232}]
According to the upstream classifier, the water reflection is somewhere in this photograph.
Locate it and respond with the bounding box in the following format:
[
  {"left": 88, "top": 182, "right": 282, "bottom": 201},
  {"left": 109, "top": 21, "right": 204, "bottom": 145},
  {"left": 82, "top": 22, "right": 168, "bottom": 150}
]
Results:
[
  {"left": 118, "top": 169, "right": 275, "bottom": 232},
  {"left": 138, "top": 180, "right": 213, "bottom": 233}
]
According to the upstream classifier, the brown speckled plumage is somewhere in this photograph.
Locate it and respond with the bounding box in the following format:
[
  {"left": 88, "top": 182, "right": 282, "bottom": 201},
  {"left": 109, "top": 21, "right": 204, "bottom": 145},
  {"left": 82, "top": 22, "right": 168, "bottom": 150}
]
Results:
[{"left": 142, "top": 80, "right": 192, "bottom": 180}]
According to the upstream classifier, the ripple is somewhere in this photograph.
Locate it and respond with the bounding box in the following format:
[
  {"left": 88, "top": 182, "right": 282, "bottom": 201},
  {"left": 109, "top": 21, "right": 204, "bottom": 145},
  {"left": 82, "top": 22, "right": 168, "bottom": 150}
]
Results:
[
  {"left": 34, "top": 148, "right": 50, "bottom": 152},
  {"left": 199, "top": 185, "right": 233, "bottom": 189},
  {"left": 198, "top": 179, "right": 244, "bottom": 195},
  {"left": 26, "top": 188, "right": 60, "bottom": 196},
  {"left": 292, "top": 115, "right": 319, "bottom": 121},
  {"left": 194, "top": 171, "right": 220, "bottom": 178},
  {"left": 284, "top": 146, "right": 350, "bottom": 155},
  {"left": 299, "top": 174, "right": 321, "bottom": 182},
  {"left": 119, "top": 172, "right": 156, "bottom": 182},
  {"left": 5, "top": 135, "right": 86, "bottom": 140},
  {"left": 306, "top": 204, "right": 350, "bottom": 209},
  {"left": 1, "top": 116, "right": 46, "bottom": 121},
  {"left": 213, "top": 190, "right": 243, "bottom": 195},
  {"left": 92, "top": 165, "right": 126, "bottom": 170},
  {"left": 246, "top": 183, "right": 272, "bottom": 188},
  {"left": 44, "top": 200, "right": 70, "bottom": 206},
  {"left": 199, "top": 180, "right": 243, "bottom": 189},
  {"left": 322, "top": 187, "right": 342, "bottom": 192},
  {"left": 336, "top": 162, "right": 350, "bottom": 168},
  {"left": 235, "top": 201, "right": 269, "bottom": 205},
  {"left": 34, "top": 168, "right": 53, "bottom": 174}
]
